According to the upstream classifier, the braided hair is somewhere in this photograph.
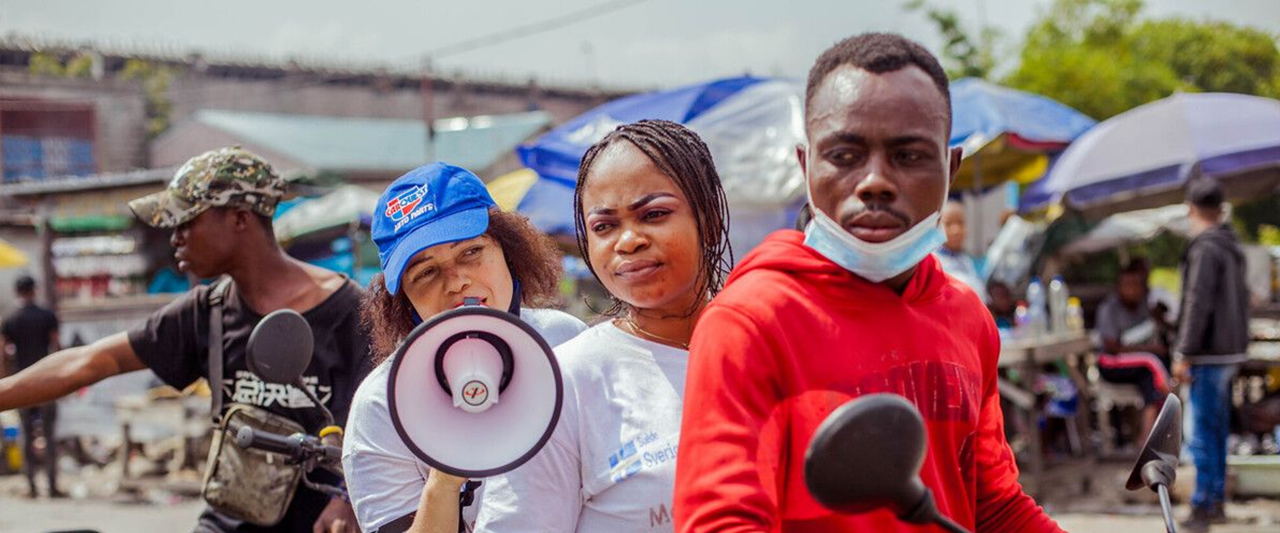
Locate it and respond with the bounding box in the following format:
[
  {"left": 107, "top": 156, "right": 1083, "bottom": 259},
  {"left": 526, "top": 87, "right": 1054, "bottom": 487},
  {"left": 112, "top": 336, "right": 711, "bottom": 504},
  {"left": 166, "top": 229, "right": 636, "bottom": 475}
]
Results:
[{"left": 573, "top": 119, "right": 734, "bottom": 317}]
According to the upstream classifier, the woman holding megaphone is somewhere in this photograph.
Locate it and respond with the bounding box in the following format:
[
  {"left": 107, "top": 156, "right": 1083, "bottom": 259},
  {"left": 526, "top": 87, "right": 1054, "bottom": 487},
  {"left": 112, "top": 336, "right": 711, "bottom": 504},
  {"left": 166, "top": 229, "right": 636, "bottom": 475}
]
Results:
[
  {"left": 468, "top": 119, "right": 733, "bottom": 532},
  {"left": 341, "top": 163, "right": 588, "bottom": 533}
]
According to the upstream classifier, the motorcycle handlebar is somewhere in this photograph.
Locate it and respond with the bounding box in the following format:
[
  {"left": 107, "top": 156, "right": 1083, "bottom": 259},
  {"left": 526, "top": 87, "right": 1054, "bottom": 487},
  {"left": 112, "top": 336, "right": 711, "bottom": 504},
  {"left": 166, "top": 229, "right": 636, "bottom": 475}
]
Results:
[
  {"left": 234, "top": 426, "right": 341, "bottom": 464},
  {"left": 235, "top": 426, "right": 304, "bottom": 460}
]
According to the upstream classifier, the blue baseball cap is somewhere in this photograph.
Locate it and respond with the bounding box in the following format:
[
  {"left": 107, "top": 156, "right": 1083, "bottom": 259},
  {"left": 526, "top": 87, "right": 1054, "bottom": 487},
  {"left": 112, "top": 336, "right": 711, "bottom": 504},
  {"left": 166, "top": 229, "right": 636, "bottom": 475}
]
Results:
[{"left": 373, "top": 163, "right": 497, "bottom": 295}]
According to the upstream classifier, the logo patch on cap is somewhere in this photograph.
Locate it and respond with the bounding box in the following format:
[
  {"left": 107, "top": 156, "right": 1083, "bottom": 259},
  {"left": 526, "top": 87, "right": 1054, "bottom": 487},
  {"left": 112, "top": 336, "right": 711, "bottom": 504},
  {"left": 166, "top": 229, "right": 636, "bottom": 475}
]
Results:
[{"left": 386, "top": 185, "right": 436, "bottom": 231}]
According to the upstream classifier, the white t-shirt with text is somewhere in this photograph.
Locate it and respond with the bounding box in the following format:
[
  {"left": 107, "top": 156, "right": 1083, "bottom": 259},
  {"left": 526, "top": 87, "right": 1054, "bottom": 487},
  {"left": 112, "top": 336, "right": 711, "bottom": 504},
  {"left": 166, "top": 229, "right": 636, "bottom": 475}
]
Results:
[
  {"left": 475, "top": 321, "right": 688, "bottom": 533},
  {"left": 341, "top": 308, "right": 587, "bottom": 532}
]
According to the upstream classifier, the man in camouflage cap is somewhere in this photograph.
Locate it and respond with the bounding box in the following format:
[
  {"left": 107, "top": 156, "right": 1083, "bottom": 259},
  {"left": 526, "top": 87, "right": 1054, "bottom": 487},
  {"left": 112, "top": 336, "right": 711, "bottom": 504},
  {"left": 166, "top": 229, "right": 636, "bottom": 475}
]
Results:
[
  {"left": 129, "top": 146, "right": 287, "bottom": 229},
  {"left": 0, "top": 147, "right": 370, "bottom": 533}
]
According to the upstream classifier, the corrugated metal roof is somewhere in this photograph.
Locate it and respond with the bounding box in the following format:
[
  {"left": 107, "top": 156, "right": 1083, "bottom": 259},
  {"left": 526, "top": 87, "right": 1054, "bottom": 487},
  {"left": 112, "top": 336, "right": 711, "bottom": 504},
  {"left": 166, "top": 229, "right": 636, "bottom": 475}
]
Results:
[
  {"left": 0, "top": 167, "right": 173, "bottom": 196},
  {"left": 193, "top": 109, "right": 551, "bottom": 173}
]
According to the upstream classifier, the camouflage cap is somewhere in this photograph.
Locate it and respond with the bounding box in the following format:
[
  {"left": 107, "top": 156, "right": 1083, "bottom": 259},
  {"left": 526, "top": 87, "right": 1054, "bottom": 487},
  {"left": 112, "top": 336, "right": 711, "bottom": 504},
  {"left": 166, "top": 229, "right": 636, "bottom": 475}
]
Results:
[{"left": 128, "top": 147, "right": 287, "bottom": 229}]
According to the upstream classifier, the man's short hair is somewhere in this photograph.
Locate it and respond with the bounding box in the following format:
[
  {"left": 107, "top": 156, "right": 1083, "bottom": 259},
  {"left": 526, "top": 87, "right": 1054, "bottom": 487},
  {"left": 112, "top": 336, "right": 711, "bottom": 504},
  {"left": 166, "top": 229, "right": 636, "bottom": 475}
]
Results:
[
  {"left": 1186, "top": 179, "right": 1224, "bottom": 209},
  {"left": 14, "top": 275, "right": 35, "bottom": 294},
  {"left": 805, "top": 33, "right": 951, "bottom": 123},
  {"left": 1120, "top": 257, "right": 1149, "bottom": 279}
]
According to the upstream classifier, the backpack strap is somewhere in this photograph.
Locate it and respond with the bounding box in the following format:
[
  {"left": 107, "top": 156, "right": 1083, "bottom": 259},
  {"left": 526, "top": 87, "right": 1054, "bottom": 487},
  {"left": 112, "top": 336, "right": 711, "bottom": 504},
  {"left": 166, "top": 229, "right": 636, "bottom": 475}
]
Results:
[{"left": 207, "top": 277, "right": 234, "bottom": 424}]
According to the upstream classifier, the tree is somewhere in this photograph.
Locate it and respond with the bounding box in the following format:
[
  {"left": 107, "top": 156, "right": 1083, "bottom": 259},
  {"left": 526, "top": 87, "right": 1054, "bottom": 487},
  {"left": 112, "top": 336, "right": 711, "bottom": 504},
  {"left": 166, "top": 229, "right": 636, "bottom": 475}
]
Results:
[
  {"left": 905, "top": 0, "right": 1001, "bottom": 80},
  {"left": 1003, "top": 0, "right": 1280, "bottom": 120},
  {"left": 29, "top": 52, "right": 177, "bottom": 140},
  {"left": 118, "top": 59, "right": 176, "bottom": 140}
]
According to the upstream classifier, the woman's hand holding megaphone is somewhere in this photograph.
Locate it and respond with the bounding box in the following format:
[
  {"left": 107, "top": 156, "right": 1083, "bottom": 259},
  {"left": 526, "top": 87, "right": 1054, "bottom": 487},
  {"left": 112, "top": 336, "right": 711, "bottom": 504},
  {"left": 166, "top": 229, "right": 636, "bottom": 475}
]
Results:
[{"left": 409, "top": 469, "right": 470, "bottom": 533}]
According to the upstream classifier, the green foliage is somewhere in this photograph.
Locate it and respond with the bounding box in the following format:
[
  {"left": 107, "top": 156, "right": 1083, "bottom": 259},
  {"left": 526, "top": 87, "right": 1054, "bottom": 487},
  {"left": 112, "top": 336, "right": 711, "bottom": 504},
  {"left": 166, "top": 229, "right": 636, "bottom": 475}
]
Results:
[
  {"left": 28, "top": 51, "right": 96, "bottom": 78},
  {"left": 1004, "top": 0, "right": 1280, "bottom": 120},
  {"left": 1258, "top": 225, "right": 1280, "bottom": 247},
  {"left": 119, "top": 59, "right": 176, "bottom": 140},
  {"left": 1232, "top": 197, "right": 1280, "bottom": 243},
  {"left": 905, "top": 0, "right": 1001, "bottom": 79},
  {"left": 1129, "top": 231, "right": 1187, "bottom": 269},
  {"left": 28, "top": 52, "right": 66, "bottom": 76},
  {"left": 64, "top": 53, "right": 95, "bottom": 78}
]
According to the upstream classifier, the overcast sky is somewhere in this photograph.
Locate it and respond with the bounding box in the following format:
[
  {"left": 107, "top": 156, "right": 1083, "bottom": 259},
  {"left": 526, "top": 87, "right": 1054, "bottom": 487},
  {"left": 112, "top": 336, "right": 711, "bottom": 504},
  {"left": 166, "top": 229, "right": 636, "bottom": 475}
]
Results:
[{"left": 2, "top": 0, "right": 1277, "bottom": 90}]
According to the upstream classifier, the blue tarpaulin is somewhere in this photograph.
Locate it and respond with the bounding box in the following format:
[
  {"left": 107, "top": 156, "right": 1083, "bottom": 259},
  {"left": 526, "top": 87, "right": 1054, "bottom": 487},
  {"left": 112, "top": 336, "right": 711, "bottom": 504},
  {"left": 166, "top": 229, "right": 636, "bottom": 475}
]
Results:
[{"left": 515, "top": 77, "right": 775, "bottom": 236}]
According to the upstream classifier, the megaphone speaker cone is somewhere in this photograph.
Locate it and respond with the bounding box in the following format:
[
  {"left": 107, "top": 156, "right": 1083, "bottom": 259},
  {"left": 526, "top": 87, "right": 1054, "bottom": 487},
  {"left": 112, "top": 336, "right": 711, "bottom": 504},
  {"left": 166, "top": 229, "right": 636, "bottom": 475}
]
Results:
[{"left": 389, "top": 306, "right": 563, "bottom": 478}]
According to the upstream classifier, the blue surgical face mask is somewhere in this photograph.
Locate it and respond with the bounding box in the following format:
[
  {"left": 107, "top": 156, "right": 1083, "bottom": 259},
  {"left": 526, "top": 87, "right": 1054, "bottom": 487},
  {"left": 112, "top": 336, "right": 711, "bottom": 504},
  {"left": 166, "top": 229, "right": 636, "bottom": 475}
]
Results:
[{"left": 801, "top": 147, "right": 948, "bottom": 283}]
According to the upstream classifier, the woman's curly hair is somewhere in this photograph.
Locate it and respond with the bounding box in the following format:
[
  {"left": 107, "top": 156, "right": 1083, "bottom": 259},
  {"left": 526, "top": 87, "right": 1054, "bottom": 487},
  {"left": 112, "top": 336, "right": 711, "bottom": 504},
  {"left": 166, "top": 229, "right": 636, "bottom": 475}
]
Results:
[{"left": 361, "top": 208, "right": 563, "bottom": 363}]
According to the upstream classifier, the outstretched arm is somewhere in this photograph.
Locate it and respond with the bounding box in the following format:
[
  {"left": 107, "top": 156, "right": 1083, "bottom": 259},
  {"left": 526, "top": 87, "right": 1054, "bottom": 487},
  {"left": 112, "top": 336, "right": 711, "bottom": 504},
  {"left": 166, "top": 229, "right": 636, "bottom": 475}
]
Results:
[{"left": 0, "top": 332, "right": 144, "bottom": 411}]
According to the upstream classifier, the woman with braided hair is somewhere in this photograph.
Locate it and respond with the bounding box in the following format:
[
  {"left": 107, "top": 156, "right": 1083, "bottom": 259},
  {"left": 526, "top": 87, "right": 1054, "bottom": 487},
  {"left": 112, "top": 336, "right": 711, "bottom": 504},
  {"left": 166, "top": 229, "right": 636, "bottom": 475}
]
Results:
[{"left": 410, "top": 119, "right": 734, "bottom": 533}]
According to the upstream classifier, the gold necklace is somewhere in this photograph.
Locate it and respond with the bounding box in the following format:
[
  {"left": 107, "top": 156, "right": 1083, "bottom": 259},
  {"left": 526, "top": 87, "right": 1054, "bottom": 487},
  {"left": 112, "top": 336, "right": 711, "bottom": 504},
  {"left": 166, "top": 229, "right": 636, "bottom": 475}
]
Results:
[{"left": 619, "top": 317, "right": 690, "bottom": 350}]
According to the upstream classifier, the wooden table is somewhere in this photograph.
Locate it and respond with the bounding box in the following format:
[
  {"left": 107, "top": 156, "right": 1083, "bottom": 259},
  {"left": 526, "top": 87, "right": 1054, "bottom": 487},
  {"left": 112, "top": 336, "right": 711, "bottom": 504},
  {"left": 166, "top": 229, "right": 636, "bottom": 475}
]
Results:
[{"left": 997, "top": 332, "right": 1095, "bottom": 495}]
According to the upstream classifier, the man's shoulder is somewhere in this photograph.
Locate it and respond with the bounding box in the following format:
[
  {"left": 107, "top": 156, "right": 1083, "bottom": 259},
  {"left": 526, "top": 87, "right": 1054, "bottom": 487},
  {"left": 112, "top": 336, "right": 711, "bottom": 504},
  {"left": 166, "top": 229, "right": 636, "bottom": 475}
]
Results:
[
  {"left": 1095, "top": 293, "right": 1122, "bottom": 314},
  {"left": 717, "top": 267, "right": 807, "bottom": 306}
]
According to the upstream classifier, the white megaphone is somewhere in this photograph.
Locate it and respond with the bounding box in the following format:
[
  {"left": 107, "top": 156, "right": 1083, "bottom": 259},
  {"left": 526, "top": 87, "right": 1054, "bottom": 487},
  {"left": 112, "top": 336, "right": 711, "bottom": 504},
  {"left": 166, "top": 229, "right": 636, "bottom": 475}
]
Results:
[{"left": 388, "top": 299, "right": 563, "bottom": 478}]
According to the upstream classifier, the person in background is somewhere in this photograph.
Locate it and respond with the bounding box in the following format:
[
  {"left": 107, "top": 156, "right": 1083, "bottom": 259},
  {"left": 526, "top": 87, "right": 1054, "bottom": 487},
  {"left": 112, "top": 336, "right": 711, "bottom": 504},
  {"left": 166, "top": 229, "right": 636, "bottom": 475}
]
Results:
[
  {"left": 0, "top": 275, "right": 63, "bottom": 498},
  {"left": 1173, "top": 179, "right": 1250, "bottom": 533},
  {"left": 987, "top": 280, "right": 1018, "bottom": 330},
  {"left": 1095, "top": 259, "right": 1173, "bottom": 444},
  {"left": 673, "top": 33, "right": 1061, "bottom": 533},
  {"left": 936, "top": 200, "right": 989, "bottom": 302}
]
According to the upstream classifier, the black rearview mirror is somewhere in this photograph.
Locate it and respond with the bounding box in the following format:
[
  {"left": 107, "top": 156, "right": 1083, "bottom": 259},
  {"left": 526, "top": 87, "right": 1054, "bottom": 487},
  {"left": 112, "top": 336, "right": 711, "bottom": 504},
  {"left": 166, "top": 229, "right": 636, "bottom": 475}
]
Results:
[
  {"left": 804, "top": 394, "right": 970, "bottom": 533},
  {"left": 1127, "top": 394, "right": 1183, "bottom": 491},
  {"left": 247, "top": 309, "right": 314, "bottom": 386},
  {"left": 1126, "top": 394, "right": 1183, "bottom": 533}
]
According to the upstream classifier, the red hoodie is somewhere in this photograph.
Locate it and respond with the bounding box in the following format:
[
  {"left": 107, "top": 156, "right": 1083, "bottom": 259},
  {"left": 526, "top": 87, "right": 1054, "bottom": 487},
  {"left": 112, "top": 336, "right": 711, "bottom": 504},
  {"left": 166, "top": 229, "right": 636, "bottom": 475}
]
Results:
[{"left": 674, "top": 230, "right": 1062, "bottom": 533}]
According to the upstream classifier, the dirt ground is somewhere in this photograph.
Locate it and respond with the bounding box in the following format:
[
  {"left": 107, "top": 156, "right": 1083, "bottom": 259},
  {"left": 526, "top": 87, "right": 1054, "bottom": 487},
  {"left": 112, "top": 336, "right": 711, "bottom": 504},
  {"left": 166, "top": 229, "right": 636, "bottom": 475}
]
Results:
[{"left": 1, "top": 457, "right": 1278, "bottom": 532}]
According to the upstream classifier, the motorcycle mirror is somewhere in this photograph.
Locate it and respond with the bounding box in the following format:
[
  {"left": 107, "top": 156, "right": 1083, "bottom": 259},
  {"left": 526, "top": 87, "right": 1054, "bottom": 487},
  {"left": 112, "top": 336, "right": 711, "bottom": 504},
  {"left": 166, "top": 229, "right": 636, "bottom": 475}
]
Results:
[
  {"left": 247, "top": 309, "right": 315, "bottom": 386},
  {"left": 1126, "top": 394, "right": 1183, "bottom": 492},
  {"left": 805, "top": 394, "right": 932, "bottom": 519}
]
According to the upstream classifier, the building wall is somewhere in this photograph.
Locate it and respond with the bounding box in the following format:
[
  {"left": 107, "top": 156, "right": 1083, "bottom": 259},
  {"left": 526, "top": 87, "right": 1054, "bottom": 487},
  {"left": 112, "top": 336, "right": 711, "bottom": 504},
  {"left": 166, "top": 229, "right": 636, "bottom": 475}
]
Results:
[
  {"left": 163, "top": 74, "right": 611, "bottom": 126},
  {"left": 149, "top": 121, "right": 305, "bottom": 173},
  {"left": 0, "top": 71, "right": 148, "bottom": 173}
]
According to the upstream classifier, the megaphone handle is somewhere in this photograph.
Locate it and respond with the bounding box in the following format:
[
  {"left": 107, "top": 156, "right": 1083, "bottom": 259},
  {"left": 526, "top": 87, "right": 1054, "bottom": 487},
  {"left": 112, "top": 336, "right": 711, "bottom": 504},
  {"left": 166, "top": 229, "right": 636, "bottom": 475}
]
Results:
[
  {"left": 460, "top": 480, "right": 481, "bottom": 507},
  {"left": 456, "top": 480, "right": 482, "bottom": 533}
]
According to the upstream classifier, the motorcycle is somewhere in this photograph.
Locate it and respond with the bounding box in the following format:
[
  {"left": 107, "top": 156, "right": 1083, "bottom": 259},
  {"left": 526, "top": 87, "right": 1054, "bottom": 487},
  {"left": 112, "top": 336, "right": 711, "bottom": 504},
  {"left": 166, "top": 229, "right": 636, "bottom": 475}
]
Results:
[
  {"left": 235, "top": 309, "right": 347, "bottom": 500},
  {"left": 805, "top": 393, "right": 1184, "bottom": 533}
]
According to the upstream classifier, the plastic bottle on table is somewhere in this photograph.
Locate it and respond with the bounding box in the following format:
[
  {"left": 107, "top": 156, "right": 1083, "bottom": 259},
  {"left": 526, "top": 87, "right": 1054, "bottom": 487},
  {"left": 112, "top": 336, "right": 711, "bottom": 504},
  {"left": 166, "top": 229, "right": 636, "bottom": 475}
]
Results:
[
  {"left": 1026, "top": 277, "right": 1047, "bottom": 336},
  {"left": 1014, "top": 300, "right": 1030, "bottom": 339},
  {"left": 1066, "top": 297, "right": 1085, "bottom": 332},
  {"left": 1049, "top": 276, "right": 1068, "bottom": 333}
]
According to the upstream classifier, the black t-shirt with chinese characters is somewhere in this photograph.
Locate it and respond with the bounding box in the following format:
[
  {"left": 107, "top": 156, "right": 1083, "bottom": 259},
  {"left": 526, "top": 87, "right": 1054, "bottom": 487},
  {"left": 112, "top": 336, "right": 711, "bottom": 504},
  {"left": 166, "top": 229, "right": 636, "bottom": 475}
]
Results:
[
  {"left": 2, "top": 303, "right": 59, "bottom": 370},
  {"left": 127, "top": 278, "right": 373, "bottom": 533}
]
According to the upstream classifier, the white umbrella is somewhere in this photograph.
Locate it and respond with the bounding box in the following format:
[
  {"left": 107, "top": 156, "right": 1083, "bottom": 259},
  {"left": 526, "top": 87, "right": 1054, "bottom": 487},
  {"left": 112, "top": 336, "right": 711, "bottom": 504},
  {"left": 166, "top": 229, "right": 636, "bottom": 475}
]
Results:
[
  {"left": 274, "top": 185, "right": 380, "bottom": 242},
  {"left": 1058, "top": 204, "right": 1192, "bottom": 256},
  {"left": 1028, "top": 92, "right": 1280, "bottom": 217}
]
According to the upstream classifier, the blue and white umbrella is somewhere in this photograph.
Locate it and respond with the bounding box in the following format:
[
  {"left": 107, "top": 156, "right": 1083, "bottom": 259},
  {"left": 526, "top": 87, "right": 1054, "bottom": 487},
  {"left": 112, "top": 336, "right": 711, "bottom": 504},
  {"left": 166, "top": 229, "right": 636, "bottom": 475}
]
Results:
[
  {"left": 515, "top": 76, "right": 806, "bottom": 241},
  {"left": 1025, "top": 92, "right": 1280, "bottom": 216},
  {"left": 948, "top": 78, "right": 1096, "bottom": 191}
]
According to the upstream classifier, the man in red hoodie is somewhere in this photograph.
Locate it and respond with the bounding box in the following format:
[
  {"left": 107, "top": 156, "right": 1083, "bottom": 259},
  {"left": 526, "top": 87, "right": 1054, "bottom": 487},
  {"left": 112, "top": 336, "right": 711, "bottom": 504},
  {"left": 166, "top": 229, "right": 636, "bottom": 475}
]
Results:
[{"left": 673, "top": 33, "right": 1063, "bottom": 533}]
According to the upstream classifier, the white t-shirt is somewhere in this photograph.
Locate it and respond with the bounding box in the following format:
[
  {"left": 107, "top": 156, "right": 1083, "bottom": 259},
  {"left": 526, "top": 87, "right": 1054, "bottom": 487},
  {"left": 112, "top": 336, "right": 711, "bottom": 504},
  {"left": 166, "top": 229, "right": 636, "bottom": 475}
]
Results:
[
  {"left": 342, "top": 308, "right": 587, "bottom": 532},
  {"left": 934, "top": 248, "right": 990, "bottom": 303},
  {"left": 475, "top": 321, "right": 688, "bottom": 533}
]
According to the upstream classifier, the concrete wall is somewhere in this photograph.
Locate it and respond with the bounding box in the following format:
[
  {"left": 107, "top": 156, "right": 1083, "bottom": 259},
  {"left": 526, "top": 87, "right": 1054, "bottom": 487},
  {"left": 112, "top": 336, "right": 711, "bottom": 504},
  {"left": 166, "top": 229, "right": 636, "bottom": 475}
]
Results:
[
  {"left": 149, "top": 121, "right": 305, "bottom": 172},
  {"left": 0, "top": 71, "right": 149, "bottom": 173}
]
